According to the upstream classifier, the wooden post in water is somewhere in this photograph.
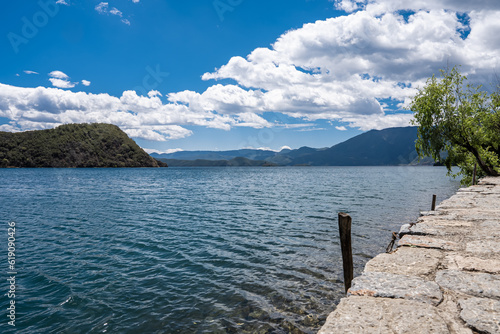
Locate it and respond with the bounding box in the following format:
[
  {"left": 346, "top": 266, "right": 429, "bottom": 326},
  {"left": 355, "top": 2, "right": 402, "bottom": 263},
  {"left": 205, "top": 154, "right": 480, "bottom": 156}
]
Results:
[
  {"left": 338, "top": 212, "right": 353, "bottom": 293},
  {"left": 431, "top": 194, "right": 437, "bottom": 211}
]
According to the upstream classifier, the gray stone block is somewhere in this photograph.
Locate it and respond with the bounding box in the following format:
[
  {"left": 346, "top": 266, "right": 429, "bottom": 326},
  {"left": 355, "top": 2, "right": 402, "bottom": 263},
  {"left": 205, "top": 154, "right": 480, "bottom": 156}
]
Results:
[
  {"left": 459, "top": 297, "right": 500, "bottom": 334},
  {"left": 436, "top": 270, "right": 500, "bottom": 299},
  {"left": 466, "top": 240, "right": 500, "bottom": 254},
  {"left": 398, "top": 235, "right": 460, "bottom": 251},
  {"left": 447, "top": 255, "right": 500, "bottom": 274},
  {"left": 318, "top": 296, "right": 450, "bottom": 334},
  {"left": 365, "top": 247, "right": 443, "bottom": 277},
  {"left": 348, "top": 271, "right": 442, "bottom": 305}
]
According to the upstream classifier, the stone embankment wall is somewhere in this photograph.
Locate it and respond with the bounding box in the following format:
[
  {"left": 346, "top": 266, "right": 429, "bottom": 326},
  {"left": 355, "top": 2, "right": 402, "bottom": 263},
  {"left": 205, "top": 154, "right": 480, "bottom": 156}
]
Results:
[{"left": 319, "top": 177, "right": 500, "bottom": 334}]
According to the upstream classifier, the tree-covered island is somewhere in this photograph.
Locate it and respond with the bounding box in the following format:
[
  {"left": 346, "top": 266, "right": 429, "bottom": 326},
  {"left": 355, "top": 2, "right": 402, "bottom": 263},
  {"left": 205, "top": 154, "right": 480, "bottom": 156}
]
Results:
[{"left": 0, "top": 123, "right": 167, "bottom": 168}]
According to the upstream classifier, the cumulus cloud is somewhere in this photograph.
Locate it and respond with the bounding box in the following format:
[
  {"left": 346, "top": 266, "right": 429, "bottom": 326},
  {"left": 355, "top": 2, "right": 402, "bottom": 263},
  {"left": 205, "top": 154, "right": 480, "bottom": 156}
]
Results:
[
  {"left": 336, "top": 126, "right": 347, "bottom": 131},
  {"left": 48, "top": 71, "right": 76, "bottom": 88},
  {"left": 144, "top": 148, "right": 183, "bottom": 154},
  {"left": 2, "top": 0, "right": 500, "bottom": 140},
  {"left": 49, "top": 78, "right": 76, "bottom": 88},
  {"left": 56, "top": 0, "right": 69, "bottom": 5},
  {"left": 49, "top": 71, "right": 69, "bottom": 79},
  {"left": 0, "top": 84, "right": 267, "bottom": 141},
  {"left": 334, "top": 0, "right": 366, "bottom": 12},
  {"left": 192, "top": 2, "right": 500, "bottom": 130},
  {"left": 343, "top": 0, "right": 500, "bottom": 15},
  {"left": 81, "top": 80, "right": 91, "bottom": 86},
  {"left": 24, "top": 70, "right": 39, "bottom": 75}
]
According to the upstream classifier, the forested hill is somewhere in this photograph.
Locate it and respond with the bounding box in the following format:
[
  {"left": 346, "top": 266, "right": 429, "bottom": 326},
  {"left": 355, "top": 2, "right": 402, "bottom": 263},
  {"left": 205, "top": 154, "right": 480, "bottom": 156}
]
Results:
[{"left": 0, "top": 123, "right": 167, "bottom": 168}]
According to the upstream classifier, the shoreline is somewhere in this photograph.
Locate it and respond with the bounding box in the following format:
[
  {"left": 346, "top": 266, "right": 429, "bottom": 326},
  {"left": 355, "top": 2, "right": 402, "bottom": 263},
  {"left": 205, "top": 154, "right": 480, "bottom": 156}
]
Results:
[{"left": 319, "top": 176, "right": 500, "bottom": 334}]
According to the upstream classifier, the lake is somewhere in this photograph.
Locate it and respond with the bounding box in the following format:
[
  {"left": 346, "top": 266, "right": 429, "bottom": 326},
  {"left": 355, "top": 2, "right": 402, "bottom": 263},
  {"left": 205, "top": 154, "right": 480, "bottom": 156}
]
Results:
[{"left": 0, "top": 166, "right": 460, "bottom": 333}]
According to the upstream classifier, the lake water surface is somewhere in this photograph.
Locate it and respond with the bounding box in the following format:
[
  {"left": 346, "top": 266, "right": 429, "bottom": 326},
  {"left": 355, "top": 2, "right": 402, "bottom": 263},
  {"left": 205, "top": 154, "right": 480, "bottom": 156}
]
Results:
[{"left": 0, "top": 167, "right": 460, "bottom": 333}]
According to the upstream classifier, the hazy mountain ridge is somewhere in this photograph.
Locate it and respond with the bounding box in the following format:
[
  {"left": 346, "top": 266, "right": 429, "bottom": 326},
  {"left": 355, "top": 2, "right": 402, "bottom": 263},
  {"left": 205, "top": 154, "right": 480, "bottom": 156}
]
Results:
[
  {"left": 0, "top": 123, "right": 167, "bottom": 168},
  {"left": 153, "top": 127, "right": 428, "bottom": 167},
  {"left": 163, "top": 157, "right": 277, "bottom": 167}
]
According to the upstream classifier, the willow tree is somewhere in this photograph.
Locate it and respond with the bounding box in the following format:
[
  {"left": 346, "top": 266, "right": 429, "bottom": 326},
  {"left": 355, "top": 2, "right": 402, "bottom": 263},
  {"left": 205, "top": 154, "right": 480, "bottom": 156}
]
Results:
[{"left": 409, "top": 66, "right": 500, "bottom": 185}]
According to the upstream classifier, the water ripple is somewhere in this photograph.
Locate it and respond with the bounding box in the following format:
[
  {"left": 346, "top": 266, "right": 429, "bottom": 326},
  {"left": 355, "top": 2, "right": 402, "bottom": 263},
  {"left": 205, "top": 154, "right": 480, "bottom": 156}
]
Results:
[{"left": 0, "top": 166, "right": 460, "bottom": 333}]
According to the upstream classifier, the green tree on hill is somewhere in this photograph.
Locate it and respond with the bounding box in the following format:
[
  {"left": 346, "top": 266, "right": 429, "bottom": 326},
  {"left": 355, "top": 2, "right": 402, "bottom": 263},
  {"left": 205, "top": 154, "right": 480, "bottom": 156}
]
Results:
[
  {"left": 409, "top": 66, "right": 500, "bottom": 185},
  {"left": 0, "top": 123, "right": 167, "bottom": 168}
]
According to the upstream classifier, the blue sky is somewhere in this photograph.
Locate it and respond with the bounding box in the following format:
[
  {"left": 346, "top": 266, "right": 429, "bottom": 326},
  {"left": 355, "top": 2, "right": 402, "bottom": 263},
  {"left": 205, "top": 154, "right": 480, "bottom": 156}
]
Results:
[{"left": 1, "top": 0, "right": 499, "bottom": 153}]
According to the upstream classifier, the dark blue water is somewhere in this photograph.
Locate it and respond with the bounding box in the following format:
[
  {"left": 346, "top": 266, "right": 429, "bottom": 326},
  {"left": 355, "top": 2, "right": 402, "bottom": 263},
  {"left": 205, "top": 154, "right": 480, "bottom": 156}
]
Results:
[{"left": 0, "top": 167, "right": 460, "bottom": 333}]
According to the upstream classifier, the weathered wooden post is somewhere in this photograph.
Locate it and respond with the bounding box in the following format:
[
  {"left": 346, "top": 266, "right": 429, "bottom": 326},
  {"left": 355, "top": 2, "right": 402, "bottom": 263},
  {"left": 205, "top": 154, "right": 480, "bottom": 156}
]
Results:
[
  {"left": 338, "top": 212, "right": 353, "bottom": 293},
  {"left": 431, "top": 194, "right": 437, "bottom": 211},
  {"left": 473, "top": 163, "right": 477, "bottom": 185}
]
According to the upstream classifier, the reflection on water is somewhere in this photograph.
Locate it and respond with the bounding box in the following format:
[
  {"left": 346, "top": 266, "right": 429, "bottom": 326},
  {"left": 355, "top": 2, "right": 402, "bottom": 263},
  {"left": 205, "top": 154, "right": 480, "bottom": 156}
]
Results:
[{"left": 0, "top": 166, "right": 460, "bottom": 333}]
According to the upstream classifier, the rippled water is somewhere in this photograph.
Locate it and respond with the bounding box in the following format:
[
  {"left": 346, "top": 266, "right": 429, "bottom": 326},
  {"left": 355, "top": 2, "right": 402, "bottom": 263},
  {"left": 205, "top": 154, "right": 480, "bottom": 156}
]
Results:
[{"left": 0, "top": 167, "right": 460, "bottom": 333}]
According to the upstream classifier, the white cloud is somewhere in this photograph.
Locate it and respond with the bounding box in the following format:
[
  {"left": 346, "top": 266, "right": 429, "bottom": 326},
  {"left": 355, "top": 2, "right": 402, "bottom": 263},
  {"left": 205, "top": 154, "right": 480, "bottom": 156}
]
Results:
[
  {"left": 48, "top": 71, "right": 75, "bottom": 88},
  {"left": 95, "top": 2, "right": 130, "bottom": 25},
  {"left": 362, "top": 0, "right": 500, "bottom": 16},
  {"left": 81, "top": 80, "right": 91, "bottom": 86},
  {"left": 0, "top": 83, "right": 265, "bottom": 141},
  {"left": 24, "top": 70, "right": 39, "bottom": 75},
  {"left": 2, "top": 0, "right": 500, "bottom": 141},
  {"left": 132, "top": 0, "right": 140, "bottom": 3},
  {"left": 110, "top": 7, "right": 123, "bottom": 17},
  {"left": 144, "top": 148, "right": 183, "bottom": 155},
  {"left": 297, "top": 127, "right": 327, "bottom": 132},
  {"left": 334, "top": 0, "right": 366, "bottom": 12},
  {"left": 189, "top": 3, "right": 500, "bottom": 130},
  {"left": 0, "top": 123, "right": 21, "bottom": 132},
  {"left": 335, "top": 126, "right": 347, "bottom": 131},
  {"left": 49, "top": 71, "right": 69, "bottom": 79},
  {"left": 148, "top": 90, "right": 162, "bottom": 97},
  {"left": 56, "top": 0, "right": 69, "bottom": 5},
  {"left": 280, "top": 146, "right": 292, "bottom": 151},
  {"left": 49, "top": 78, "right": 76, "bottom": 88},
  {"left": 241, "top": 146, "right": 276, "bottom": 151},
  {"left": 95, "top": 2, "right": 108, "bottom": 14}
]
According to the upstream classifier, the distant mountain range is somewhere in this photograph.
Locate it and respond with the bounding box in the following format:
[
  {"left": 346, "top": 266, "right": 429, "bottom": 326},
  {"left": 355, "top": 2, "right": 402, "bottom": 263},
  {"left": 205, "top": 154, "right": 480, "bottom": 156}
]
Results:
[{"left": 152, "top": 126, "right": 433, "bottom": 167}]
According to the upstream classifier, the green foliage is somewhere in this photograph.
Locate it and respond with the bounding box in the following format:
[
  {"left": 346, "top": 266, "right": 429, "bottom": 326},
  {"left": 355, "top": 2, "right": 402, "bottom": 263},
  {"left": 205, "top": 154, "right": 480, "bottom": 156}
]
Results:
[
  {"left": 0, "top": 123, "right": 167, "bottom": 168},
  {"left": 409, "top": 66, "right": 500, "bottom": 185}
]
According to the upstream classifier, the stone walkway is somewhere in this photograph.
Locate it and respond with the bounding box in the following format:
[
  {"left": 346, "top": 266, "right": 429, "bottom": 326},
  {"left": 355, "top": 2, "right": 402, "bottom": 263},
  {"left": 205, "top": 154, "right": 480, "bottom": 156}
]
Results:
[{"left": 318, "top": 177, "right": 500, "bottom": 334}]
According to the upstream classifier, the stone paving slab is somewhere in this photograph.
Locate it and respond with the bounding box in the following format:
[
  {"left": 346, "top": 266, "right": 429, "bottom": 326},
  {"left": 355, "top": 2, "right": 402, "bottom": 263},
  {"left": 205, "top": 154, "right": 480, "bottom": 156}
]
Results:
[
  {"left": 459, "top": 297, "right": 500, "bottom": 334},
  {"left": 318, "top": 297, "right": 451, "bottom": 334},
  {"left": 399, "top": 221, "right": 473, "bottom": 237},
  {"left": 458, "top": 211, "right": 500, "bottom": 221},
  {"left": 399, "top": 223, "right": 442, "bottom": 236},
  {"left": 466, "top": 240, "right": 500, "bottom": 254},
  {"left": 436, "top": 270, "right": 500, "bottom": 299},
  {"left": 446, "top": 255, "right": 500, "bottom": 274},
  {"left": 398, "top": 235, "right": 461, "bottom": 251},
  {"left": 348, "top": 271, "right": 442, "bottom": 305},
  {"left": 365, "top": 247, "right": 443, "bottom": 277},
  {"left": 399, "top": 219, "right": 500, "bottom": 240},
  {"left": 319, "top": 177, "right": 500, "bottom": 334},
  {"left": 480, "top": 176, "right": 500, "bottom": 185}
]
